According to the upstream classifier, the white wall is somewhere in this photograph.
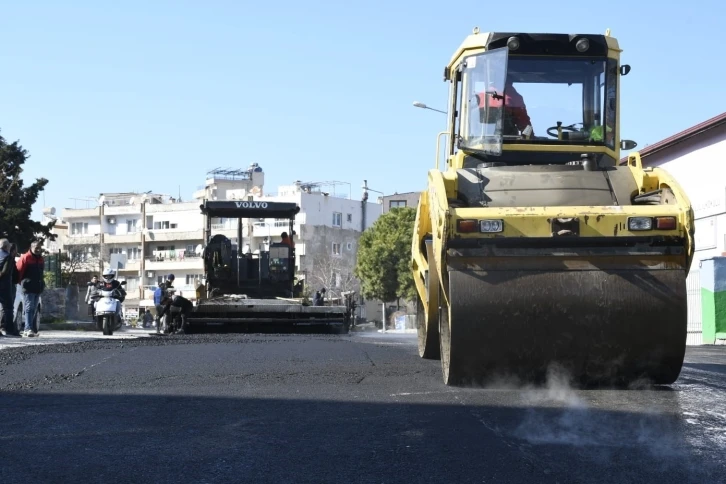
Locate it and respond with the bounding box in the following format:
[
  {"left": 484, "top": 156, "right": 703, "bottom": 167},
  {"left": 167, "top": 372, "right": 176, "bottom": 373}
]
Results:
[
  {"left": 299, "top": 192, "right": 381, "bottom": 229},
  {"left": 67, "top": 217, "right": 102, "bottom": 237},
  {"left": 147, "top": 208, "right": 203, "bottom": 232},
  {"left": 645, "top": 127, "right": 726, "bottom": 267},
  {"left": 103, "top": 215, "right": 143, "bottom": 235},
  {"left": 107, "top": 244, "right": 143, "bottom": 260}
]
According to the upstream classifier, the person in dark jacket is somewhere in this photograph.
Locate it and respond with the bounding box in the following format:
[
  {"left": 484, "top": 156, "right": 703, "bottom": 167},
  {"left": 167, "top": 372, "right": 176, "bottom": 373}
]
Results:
[
  {"left": 0, "top": 239, "right": 21, "bottom": 337},
  {"left": 312, "top": 287, "right": 326, "bottom": 306},
  {"left": 16, "top": 238, "right": 45, "bottom": 337},
  {"left": 9, "top": 244, "right": 19, "bottom": 302},
  {"left": 158, "top": 292, "right": 193, "bottom": 334},
  {"left": 153, "top": 274, "right": 175, "bottom": 333},
  {"left": 1, "top": 243, "right": 21, "bottom": 336}
]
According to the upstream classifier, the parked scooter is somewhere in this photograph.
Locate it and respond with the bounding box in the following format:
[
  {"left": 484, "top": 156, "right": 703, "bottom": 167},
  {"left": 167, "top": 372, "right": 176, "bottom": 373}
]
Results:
[{"left": 87, "top": 280, "right": 126, "bottom": 335}]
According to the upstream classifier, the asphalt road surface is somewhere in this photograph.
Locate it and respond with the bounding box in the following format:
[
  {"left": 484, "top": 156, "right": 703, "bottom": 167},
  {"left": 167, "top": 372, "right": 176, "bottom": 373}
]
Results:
[{"left": 1, "top": 330, "right": 725, "bottom": 484}]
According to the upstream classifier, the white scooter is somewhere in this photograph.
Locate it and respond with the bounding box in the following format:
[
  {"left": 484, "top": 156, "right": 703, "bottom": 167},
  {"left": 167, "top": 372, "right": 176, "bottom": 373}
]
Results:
[{"left": 93, "top": 280, "right": 126, "bottom": 336}]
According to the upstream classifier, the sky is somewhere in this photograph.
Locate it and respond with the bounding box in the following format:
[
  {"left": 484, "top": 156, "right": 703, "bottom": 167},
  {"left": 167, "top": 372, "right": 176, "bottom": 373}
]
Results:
[{"left": 1, "top": 0, "right": 725, "bottom": 221}]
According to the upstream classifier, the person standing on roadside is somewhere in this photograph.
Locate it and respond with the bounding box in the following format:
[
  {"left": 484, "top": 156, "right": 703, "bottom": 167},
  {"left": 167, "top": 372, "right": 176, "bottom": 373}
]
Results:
[
  {"left": 16, "top": 238, "right": 46, "bottom": 337},
  {"left": 0, "top": 239, "right": 21, "bottom": 337},
  {"left": 8, "top": 244, "right": 19, "bottom": 304}
]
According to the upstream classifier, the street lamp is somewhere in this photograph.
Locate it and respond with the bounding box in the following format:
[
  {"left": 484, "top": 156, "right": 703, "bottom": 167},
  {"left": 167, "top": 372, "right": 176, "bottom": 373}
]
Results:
[
  {"left": 361, "top": 180, "right": 388, "bottom": 333},
  {"left": 413, "top": 101, "right": 447, "bottom": 115}
]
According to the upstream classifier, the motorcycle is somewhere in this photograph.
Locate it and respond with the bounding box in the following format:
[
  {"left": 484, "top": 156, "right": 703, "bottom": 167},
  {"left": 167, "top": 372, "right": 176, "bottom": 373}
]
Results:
[{"left": 87, "top": 280, "right": 126, "bottom": 335}]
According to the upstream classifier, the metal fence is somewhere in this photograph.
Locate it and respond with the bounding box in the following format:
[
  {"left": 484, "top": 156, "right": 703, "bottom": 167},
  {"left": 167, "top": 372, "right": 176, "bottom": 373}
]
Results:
[
  {"left": 44, "top": 250, "right": 62, "bottom": 288},
  {"left": 686, "top": 269, "right": 702, "bottom": 345}
]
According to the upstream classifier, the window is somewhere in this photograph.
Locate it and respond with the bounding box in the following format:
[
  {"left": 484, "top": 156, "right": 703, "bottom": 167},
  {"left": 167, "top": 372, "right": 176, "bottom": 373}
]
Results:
[
  {"left": 124, "top": 277, "right": 139, "bottom": 293},
  {"left": 389, "top": 200, "right": 407, "bottom": 209},
  {"left": 154, "top": 246, "right": 175, "bottom": 260},
  {"left": 186, "top": 274, "right": 201, "bottom": 286},
  {"left": 153, "top": 221, "right": 170, "bottom": 230},
  {"left": 332, "top": 242, "right": 341, "bottom": 256},
  {"left": 346, "top": 242, "right": 353, "bottom": 251},
  {"left": 127, "top": 247, "right": 141, "bottom": 260},
  {"left": 457, "top": 48, "right": 615, "bottom": 156},
  {"left": 346, "top": 213, "right": 352, "bottom": 223},
  {"left": 109, "top": 247, "right": 122, "bottom": 256},
  {"left": 332, "top": 212, "right": 342, "bottom": 227},
  {"left": 126, "top": 219, "right": 138, "bottom": 233},
  {"left": 170, "top": 223, "right": 178, "bottom": 229},
  {"left": 71, "top": 222, "right": 88, "bottom": 235}
]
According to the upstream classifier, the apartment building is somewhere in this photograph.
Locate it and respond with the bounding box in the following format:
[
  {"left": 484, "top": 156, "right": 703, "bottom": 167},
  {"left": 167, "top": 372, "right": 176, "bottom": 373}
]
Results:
[
  {"left": 381, "top": 192, "right": 421, "bottom": 214},
  {"left": 60, "top": 192, "right": 206, "bottom": 317}
]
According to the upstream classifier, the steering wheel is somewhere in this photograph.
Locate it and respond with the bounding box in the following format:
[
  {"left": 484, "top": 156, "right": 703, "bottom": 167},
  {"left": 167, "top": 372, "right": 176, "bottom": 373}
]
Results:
[{"left": 546, "top": 123, "right": 581, "bottom": 139}]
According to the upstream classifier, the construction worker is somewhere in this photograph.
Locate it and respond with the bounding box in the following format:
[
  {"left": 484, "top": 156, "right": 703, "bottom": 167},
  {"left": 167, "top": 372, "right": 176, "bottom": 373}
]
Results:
[
  {"left": 476, "top": 78, "right": 533, "bottom": 137},
  {"left": 280, "top": 232, "right": 294, "bottom": 248},
  {"left": 153, "top": 274, "right": 175, "bottom": 333},
  {"left": 158, "top": 292, "right": 193, "bottom": 334},
  {"left": 312, "top": 287, "right": 326, "bottom": 306}
]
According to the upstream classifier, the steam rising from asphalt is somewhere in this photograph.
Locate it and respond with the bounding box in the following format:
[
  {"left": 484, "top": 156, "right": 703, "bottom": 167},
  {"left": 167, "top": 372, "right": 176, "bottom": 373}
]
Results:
[{"left": 506, "top": 365, "right": 687, "bottom": 460}]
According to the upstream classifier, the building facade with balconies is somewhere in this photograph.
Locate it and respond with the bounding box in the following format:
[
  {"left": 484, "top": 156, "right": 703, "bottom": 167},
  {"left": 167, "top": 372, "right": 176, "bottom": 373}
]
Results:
[{"left": 60, "top": 192, "right": 205, "bottom": 319}]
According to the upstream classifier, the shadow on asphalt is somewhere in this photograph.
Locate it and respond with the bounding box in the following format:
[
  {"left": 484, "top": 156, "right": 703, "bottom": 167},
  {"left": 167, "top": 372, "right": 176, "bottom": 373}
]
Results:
[
  {"left": 186, "top": 324, "right": 354, "bottom": 335},
  {"left": 0, "top": 392, "right": 721, "bottom": 484}
]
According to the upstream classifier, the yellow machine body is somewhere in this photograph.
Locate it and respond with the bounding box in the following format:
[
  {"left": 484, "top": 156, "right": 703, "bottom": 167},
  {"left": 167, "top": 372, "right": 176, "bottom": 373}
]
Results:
[{"left": 411, "top": 29, "right": 695, "bottom": 386}]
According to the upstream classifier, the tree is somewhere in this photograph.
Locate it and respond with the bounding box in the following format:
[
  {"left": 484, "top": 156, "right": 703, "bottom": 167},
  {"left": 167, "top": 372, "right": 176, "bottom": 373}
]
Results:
[
  {"left": 0, "top": 129, "right": 56, "bottom": 252},
  {"left": 354, "top": 207, "right": 417, "bottom": 303},
  {"left": 61, "top": 244, "right": 104, "bottom": 284},
  {"left": 308, "top": 251, "right": 360, "bottom": 301}
]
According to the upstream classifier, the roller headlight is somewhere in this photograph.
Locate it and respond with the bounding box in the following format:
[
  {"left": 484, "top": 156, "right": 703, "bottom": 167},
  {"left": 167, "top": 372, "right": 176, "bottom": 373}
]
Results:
[
  {"left": 480, "top": 219, "right": 504, "bottom": 233},
  {"left": 628, "top": 217, "right": 653, "bottom": 231}
]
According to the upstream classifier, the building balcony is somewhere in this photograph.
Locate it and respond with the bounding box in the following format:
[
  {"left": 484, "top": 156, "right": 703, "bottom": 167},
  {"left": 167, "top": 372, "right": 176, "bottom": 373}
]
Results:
[
  {"left": 62, "top": 207, "right": 100, "bottom": 219},
  {"left": 145, "top": 201, "right": 201, "bottom": 213},
  {"left": 65, "top": 234, "right": 101, "bottom": 245},
  {"left": 144, "top": 254, "right": 204, "bottom": 271},
  {"left": 104, "top": 232, "right": 143, "bottom": 244},
  {"left": 145, "top": 229, "right": 204, "bottom": 242},
  {"left": 250, "top": 222, "right": 293, "bottom": 239},
  {"left": 104, "top": 204, "right": 142, "bottom": 216},
  {"left": 117, "top": 260, "right": 141, "bottom": 272}
]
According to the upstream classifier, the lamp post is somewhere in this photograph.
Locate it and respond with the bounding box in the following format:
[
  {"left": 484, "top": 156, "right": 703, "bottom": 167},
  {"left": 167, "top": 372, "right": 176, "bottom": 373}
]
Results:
[
  {"left": 413, "top": 101, "right": 447, "bottom": 115},
  {"left": 361, "top": 181, "right": 387, "bottom": 333}
]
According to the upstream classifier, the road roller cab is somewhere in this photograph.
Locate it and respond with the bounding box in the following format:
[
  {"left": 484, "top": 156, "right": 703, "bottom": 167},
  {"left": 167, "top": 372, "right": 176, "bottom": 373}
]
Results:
[{"left": 411, "top": 28, "right": 696, "bottom": 386}]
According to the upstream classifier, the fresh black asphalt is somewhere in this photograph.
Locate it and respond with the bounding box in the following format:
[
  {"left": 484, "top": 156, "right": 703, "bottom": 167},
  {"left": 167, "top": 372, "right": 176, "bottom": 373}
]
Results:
[{"left": 1, "top": 331, "right": 725, "bottom": 483}]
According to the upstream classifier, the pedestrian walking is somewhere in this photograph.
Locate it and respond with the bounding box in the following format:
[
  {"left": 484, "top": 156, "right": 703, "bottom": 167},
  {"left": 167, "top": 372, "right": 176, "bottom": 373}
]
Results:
[{"left": 16, "top": 238, "right": 46, "bottom": 337}]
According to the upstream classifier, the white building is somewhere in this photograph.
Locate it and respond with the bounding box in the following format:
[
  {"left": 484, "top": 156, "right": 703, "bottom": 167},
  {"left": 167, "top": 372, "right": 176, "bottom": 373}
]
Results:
[
  {"left": 61, "top": 192, "right": 207, "bottom": 319},
  {"left": 620, "top": 111, "right": 726, "bottom": 344},
  {"left": 58, "top": 165, "right": 384, "bottom": 321}
]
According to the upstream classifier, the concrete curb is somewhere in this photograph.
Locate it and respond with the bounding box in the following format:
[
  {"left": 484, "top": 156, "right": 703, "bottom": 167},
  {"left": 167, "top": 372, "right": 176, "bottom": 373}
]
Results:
[{"left": 39, "top": 321, "right": 97, "bottom": 331}]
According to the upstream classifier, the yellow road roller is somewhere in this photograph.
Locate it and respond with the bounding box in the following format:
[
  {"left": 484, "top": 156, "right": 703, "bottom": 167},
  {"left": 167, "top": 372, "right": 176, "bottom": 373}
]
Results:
[{"left": 411, "top": 28, "right": 695, "bottom": 386}]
